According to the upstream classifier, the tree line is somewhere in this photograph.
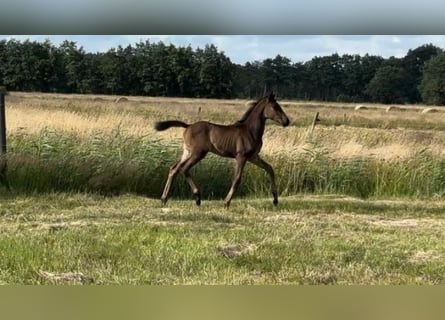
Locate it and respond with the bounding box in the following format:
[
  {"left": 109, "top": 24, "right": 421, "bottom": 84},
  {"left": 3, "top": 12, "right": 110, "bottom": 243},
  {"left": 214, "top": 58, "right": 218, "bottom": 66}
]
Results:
[{"left": 1, "top": 39, "right": 445, "bottom": 104}]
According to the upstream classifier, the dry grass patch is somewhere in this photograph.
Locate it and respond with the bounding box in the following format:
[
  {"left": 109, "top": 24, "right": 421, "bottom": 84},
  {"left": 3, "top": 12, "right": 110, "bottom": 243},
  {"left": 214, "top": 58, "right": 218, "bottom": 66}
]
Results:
[
  {"left": 37, "top": 270, "right": 94, "bottom": 284},
  {"left": 218, "top": 244, "right": 258, "bottom": 259},
  {"left": 409, "top": 250, "right": 443, "bottom": 264},
  {"left": 369, "top": 217, "right": 445, "bottom": 228}
]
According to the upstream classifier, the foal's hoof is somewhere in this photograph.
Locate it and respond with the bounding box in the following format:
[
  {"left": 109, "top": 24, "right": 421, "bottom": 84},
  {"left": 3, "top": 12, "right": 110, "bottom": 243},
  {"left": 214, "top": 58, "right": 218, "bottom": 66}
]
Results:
[{"left": 193, "top": 193, "right": 201, "bottom": 206}]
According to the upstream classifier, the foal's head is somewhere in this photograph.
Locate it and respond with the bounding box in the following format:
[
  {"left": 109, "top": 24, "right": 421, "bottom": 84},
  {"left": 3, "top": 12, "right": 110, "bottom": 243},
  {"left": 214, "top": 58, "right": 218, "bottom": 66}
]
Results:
[{"left": 262, "top": 92, "right": 290, "bottom": 127}]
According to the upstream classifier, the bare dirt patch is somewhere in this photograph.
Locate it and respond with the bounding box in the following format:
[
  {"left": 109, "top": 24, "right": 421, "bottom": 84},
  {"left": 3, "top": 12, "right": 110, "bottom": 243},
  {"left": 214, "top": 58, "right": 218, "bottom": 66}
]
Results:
[
  {"left": 369, "top": 218, "right": 445, "bottom": 228},
  {"left": 332, "top": 142, "right": 412, "bottom": 160},
  {"left": 38, "top": 270, "right": 94, "bottom": 284},
  {"left": 218, "top": 244, "right": 257, "bottom": 259},
  {"left": 409, "top": 250, "right": 443, "bottom": 264}
]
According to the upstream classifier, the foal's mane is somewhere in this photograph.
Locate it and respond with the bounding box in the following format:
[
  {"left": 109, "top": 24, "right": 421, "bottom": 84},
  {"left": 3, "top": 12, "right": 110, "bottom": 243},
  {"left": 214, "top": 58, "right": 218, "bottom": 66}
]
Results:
[{"left": 236, "top": 96, "right": 265, "bottom": 124}]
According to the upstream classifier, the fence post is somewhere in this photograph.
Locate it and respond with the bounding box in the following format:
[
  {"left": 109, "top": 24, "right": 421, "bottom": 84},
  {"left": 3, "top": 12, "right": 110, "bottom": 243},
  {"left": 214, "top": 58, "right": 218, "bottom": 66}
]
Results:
[
  {"left": 310, "top": 111, "right": 320, "bottom": 135},
  {"left": 0, "top": 93, "right": 6, "bottom": 154},
  {"left": 0, "top": 91, "right": 9, "bottom": 189}
]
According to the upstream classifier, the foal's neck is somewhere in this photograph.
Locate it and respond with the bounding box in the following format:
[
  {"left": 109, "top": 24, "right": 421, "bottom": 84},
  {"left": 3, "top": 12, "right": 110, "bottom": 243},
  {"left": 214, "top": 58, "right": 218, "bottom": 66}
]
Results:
[{"left": 244, "top": 102, "right": 266, "bottom": 139}]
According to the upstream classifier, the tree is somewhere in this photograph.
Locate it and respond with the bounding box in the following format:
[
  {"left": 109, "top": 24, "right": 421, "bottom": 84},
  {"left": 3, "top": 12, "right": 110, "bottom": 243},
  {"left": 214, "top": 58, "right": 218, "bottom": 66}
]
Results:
[
  {"left": 1, "top": 37, "right": 444, "bottom": 102},
  {"left": 116, "top": 45, "right": 140, "bottom": 95},
  {"left": 288, "top": 62, "right": 307, "bottom": 99},
  {"left": 339, "top": 54, "right": 384, "bottom": 102},
  {"left": 58, "top": 41, "right": 86, "bottom": 93},
  {"left": 150, "top": 42, "right": 177, "bottom": 96},
  {"left": 231, "top": 61, "right": 264, "bottom": 99},
  {"left": 0, "top": 41, "right": 6, "bottom": 87},
  {"left": 259, "top": 55, "right": 295, "bottom": 98},
  {"left": 403, "top": 44, "right": 442, "bottom": 102},
  {"left": 173, "top": 46, "right": 199, "bottom": 97},
  {"left": 134, "top": 40, "right": 155, "bottom": 95},
  {"left": 79, "top": 53, "right": 104, "bottom": 94},
  {"left": 304, "top": 54, "right": 345, "bottom": 101},
  {"left": 98, "top": 45, "right": 135, "bottom": 95},
  {"left": 365, "top": 62, "right": 410, "bottom": 104},
  {"left": 418, "top": 52, "right": 445, "bottom": 105},
  {"left": 24, "top": 40, "right": 55, "bottom": 92},
  {"left": 1, "top": 39, "right": 34, "bottom": 91},
  {"left": 196, "top": 44, "right": 233, "bottom": 98}
]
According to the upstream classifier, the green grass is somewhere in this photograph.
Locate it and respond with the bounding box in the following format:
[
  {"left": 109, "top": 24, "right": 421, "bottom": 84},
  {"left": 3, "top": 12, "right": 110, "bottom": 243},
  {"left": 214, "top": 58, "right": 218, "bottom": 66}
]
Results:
[
  {"left": 5, "top": 128, "right": 445, "bottom": 200},
  {"left": 1, "top": 193, "right": 445, "bottom": 284},
  {"left": 5, "top": 94, "right": 445, "bottom": 285}
]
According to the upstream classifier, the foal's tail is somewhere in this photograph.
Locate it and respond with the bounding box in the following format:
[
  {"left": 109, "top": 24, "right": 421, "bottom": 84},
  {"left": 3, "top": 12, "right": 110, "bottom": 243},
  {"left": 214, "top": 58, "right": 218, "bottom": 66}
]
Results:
[{"left": 154, "top": 120, "right": 189, "bottom": 131}]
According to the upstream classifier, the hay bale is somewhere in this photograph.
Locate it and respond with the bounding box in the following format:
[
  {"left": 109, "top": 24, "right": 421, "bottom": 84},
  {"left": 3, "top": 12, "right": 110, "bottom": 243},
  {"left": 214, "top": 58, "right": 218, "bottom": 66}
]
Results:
[
  {"left": 422, "top": 107, "right": 439, "bottom": 114},
  {"left": 354, "top": 104, "right": 367, "bottom": 110},
  {"left": 115, "top": 97, "right": 129, "bottom": 104},
  {"left": 386, "top": 105, "right": 399, "bottom": 112},
  {"left": 93, "top": 97, "right": 105, "bottom": 102}
]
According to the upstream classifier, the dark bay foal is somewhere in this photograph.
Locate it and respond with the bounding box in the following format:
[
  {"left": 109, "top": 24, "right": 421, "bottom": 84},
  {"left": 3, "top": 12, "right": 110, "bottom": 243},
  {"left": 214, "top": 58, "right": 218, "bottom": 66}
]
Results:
[{"left": 154, "top": 92, "right": 290, "bottom": 207}]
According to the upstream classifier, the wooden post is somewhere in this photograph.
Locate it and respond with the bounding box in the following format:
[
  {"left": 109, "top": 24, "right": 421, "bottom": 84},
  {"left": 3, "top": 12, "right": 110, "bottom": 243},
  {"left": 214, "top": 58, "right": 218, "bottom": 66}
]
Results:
[
  {"left": 0, "top": 93, "right": 6, "bottom": 154},
  {"left": 0, "top": 92, "right": 9, "bottom": 189},
  {"left": 310, "top": 112, "right": 320, "bottom": 135}
]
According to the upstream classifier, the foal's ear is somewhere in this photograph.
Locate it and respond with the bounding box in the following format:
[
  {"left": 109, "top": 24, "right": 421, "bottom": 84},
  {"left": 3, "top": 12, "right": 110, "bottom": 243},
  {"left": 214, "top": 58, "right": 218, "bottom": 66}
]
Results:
[{"left": 267, "top": 91, "right": 275, "bottom": 101}]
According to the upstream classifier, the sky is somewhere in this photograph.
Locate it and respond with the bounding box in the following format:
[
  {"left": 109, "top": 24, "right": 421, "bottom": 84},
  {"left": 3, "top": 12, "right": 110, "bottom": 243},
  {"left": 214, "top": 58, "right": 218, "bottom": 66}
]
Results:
[{"left": 2, "top": 35, "right": 445, "bottom": 65}]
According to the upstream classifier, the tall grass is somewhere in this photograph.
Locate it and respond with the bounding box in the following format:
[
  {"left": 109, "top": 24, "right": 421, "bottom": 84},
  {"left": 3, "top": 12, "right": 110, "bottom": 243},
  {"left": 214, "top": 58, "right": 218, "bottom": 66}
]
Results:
[
  {"left": 7, "top": 128, "right": 172, "bottom": 196},
  {"left": 4, "top": 127, "right": 445, "bottom": 200}
]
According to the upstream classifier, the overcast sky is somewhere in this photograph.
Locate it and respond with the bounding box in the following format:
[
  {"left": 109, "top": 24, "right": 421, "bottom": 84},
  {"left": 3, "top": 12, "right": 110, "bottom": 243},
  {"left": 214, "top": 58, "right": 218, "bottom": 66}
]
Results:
[{"left": 2, "top": 35, "right": 445, "bottom": 65}]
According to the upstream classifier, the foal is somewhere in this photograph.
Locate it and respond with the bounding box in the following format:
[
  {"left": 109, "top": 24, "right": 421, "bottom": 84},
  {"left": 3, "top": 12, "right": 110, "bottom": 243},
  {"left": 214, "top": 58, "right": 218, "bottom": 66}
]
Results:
[{"left": 154, "top": 92, "right": 290, "bottom": 207}]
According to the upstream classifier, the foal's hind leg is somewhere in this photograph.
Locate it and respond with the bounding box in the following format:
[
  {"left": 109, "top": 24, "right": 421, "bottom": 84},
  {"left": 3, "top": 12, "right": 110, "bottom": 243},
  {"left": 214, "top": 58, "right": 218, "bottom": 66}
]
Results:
[
  {"left": 181, "top": 151, "right": 207, "bottom": 206},
  {"left": 160, "top": 147, "right": 206, "bottom": 206},
  {"left": 249, "top": 156, "right": 279, "bottom": 206},
  {"left": 161, "top": 146, "right": 191, "bottom": 205},
  {"left": 160, "top": 160, "right": 182, "bottom": 205}
]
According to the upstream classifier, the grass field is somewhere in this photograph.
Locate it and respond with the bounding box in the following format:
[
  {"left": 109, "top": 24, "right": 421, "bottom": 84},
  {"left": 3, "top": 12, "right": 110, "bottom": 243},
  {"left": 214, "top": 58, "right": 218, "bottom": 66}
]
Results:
[{"left": 1, "top": 92, "right": 445, "bottom": 284}]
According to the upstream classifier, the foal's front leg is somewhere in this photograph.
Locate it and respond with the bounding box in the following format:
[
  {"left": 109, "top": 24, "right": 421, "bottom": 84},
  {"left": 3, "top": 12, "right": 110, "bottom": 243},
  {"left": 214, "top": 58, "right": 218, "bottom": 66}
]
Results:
[
  {"left": 249, "top": 156, "right": 279, "bottom": 206},
  {"left": 224, "top": 156, "right": 247, "bottom": 208}
]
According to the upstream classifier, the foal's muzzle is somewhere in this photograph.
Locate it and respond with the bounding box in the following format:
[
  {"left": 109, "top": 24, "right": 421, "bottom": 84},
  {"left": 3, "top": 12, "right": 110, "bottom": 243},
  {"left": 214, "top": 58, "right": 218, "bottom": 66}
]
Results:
[{"left": 282, "top": 116, "right": 290, "bottom": 127}]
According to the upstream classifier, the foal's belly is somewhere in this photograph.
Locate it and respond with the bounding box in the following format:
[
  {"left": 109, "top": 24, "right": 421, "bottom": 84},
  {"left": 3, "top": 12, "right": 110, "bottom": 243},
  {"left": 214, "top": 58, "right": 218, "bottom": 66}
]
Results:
[
  {"left": 209, "top": 146, "right": 236, "bottom": 158},
  {"left": 207, "top": 124, "right": 259, "bottom": 158},
  {"left": 209, "top": 140, "right": 260, "bottom": 159}
]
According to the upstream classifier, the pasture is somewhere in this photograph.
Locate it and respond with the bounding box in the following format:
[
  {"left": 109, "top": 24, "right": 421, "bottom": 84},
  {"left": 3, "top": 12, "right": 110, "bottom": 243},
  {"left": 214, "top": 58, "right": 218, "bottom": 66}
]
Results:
[{"left": 1, "top": 92, "right": 445, "bottom": 284}]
